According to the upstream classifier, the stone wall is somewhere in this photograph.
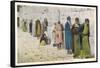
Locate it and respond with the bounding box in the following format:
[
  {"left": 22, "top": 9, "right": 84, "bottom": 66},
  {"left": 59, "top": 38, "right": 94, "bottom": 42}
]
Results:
[{"left": 17, "top": 5, "right": 96, "bottom": 56}]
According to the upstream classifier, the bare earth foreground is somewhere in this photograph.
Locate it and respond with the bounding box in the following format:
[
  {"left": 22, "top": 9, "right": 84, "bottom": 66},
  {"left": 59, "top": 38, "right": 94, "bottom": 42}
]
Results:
[{"left": 17, "top": 28, "right": 74, "bottom": 63}]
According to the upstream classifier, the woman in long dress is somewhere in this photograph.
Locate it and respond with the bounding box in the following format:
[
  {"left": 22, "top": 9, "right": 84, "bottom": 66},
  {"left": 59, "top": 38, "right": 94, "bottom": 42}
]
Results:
[
  {"left": 22, "top": 19, "right": 27, "bottom": 32},
  {"left": 55, "top": 21, "right": 63, "bottom": 49},
  {"left": 35, "top": 19, "right": 42, "bottom": 37},
  {"left": 72, "top": 18, "right": 81, "bottom": 58},
  {"left": 65, "top": 16, "right": 72, "bottom": 54},
  {"left": 81, "top": 18, "right": 91, "bottom": 58}
]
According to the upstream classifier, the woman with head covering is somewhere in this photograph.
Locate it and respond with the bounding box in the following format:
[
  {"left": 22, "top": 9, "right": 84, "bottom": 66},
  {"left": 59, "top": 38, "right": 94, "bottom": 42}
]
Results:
[
  {"left": 65, "top": 16, "right": 72, "bottom": 54},
  {"left": 40, "top": 31, "right": 49, "bottom": 46},
  {"left": 40, "top": 32, "right": 47, "bottom": 46},
  {"left": 72, "top": 17, "right": 82, "bottom": 58},
  {"left": 22, "top": 19, "right": 27, "bottom": 32},
  {"left": 80, "top": 18, "right": 91, "bottom": 58},
  {"left": 35, "top": 19, "right": 42, "bottom": 37},
  {"left": 55, "top": 21, "right": 63, "bottom": 49}
]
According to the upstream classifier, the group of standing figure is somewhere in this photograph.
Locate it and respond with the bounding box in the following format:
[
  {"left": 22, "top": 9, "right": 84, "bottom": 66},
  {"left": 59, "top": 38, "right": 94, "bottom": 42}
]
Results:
[
  {"left": 66, "top": 16, "right": 91, "bottom": 58},
  {"left": 52, "top": 16, "right": 91, "bottom": 58},
  {"left": 20, "top": 18, "right": 50, "bottom": 46},
  {"left": 20, "top": 16, "right": 91, "bottom": 58}
]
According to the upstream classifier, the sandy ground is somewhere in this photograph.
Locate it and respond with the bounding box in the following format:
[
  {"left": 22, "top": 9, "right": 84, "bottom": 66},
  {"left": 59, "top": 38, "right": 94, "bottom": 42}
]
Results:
[
  {"left": 17, "top": 28, "right": 74, "bottom": 63},
  {"left": 16, "top": 6, "right": 96, "bottom": 64}
]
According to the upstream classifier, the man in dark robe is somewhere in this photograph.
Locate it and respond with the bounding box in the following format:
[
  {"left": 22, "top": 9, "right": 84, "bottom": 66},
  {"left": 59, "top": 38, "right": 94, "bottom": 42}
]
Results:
[
  {"left": 42, "top": 18, "right": 48, "bottom": 32},
  {"left": 29, "top": 20, "right": 32, "bottom": 35}
]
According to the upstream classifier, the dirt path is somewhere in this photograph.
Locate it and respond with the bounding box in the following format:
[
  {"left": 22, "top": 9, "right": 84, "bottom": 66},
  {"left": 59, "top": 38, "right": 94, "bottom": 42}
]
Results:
[{"left": 17, "top": 29, "right": 73, "bottom": 63}]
